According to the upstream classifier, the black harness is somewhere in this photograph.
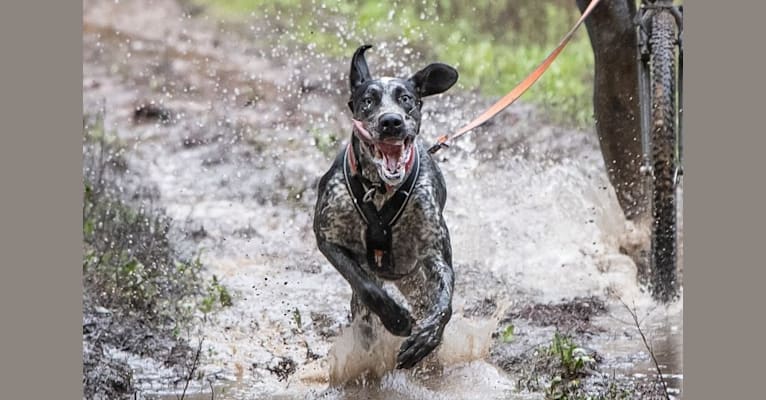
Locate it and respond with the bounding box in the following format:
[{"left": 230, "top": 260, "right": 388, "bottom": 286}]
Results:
[{"left": 343, "top": 141, "right": 421, "bottom": 274}]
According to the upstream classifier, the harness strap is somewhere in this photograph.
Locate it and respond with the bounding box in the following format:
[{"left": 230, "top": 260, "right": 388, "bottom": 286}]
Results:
[
  {"left": 428, "top": 0, "right": 603, "bottom": 154},
  {"left": 343, "top": 142, "right": 421, "bottom": 271}
]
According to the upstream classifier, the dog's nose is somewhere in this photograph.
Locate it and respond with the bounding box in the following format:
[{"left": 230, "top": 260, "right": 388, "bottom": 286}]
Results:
[{"left": 378, "top": 113, "right": 404, "bottom": 136}]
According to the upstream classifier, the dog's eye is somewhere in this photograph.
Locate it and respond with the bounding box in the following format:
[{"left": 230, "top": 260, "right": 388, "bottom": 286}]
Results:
[
  {"left": 399, "top": 95, "right": 412, "bottom": 104},
  {"left": 362, "top": 98, "right": 373, "bottom": 109}
]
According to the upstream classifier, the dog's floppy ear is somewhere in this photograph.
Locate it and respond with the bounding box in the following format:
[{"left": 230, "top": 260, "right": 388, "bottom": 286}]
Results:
[
  {"left": 409, "top": 63, "right": 458, "bottom": 98},
  {"left": 350, "top": 44, "right": 373, "bottom": 92}
]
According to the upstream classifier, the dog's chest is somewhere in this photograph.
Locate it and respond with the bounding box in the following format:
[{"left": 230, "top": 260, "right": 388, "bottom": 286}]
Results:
[{"left": 320, "top": 171, "right": 439, "bottom": 277}]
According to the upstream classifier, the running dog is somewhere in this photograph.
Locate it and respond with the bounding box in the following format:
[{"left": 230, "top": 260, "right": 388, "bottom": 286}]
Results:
[{"left": 313, "top": 45, "right": 458, "bottom": 369}]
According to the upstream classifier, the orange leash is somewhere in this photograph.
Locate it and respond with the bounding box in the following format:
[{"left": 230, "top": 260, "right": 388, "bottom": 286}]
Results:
[{"left": 428, "top": 0, "right": 603, "bottom": 154}]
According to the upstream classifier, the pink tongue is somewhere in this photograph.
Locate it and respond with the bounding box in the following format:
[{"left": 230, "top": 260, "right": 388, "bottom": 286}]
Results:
[{"left": 377, "top": 142, "right": 402, "bottom": 171}]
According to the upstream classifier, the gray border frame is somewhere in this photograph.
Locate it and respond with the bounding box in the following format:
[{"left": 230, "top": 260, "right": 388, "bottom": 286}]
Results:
[
  {"left": 0, "top": 1, "right": 83, "bottom": 398},
  {"left": 683, "top": 1, "right": 766, "bottom": 399}
]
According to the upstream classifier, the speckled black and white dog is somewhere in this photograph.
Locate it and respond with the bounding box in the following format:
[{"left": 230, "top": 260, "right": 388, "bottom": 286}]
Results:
[{"left": 313, "top": 45, "right": 458, "bottom": 369}]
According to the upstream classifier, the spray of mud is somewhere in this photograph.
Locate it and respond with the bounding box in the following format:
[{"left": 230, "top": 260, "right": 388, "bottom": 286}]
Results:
[
  {"left": 291, "top": 313, "right": 511, "bottom": 400},
  {"left": 323, "top": 314, "right": 497, "bottom": 385}
]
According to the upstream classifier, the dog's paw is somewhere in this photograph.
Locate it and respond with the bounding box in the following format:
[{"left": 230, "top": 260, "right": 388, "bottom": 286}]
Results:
[
  {"left": 379, "top": 302, "right": 413, "bottom": 337},
  {"left": 363, "top": 286, "right": 413, "bottom": 337},
  {"left": 395, "top": 323, "right": 442, "bottom": 369}
]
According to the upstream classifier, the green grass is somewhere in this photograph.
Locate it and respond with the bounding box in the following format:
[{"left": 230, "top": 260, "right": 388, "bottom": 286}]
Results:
[
  {"left": 83, "top": 113, "right": 232, "bottom": 328},
  {"left": 513, "top": 332, "right": 642, "bottom": 400},
  {"left": 195, "top": 0, "right": 594, "bottom": 127}
]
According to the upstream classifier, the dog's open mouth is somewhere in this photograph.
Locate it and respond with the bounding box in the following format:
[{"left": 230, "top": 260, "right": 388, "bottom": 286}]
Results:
[
  {"left": 353, "top": 119, "right": 415, "bottom": 186},
  {"left": 369, "top": 136, "right": 414, "bottom": 184}
]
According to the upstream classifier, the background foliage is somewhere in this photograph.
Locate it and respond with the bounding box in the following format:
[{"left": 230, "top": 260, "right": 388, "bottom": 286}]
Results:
[{"left": 196, "top": 0, "right": 595, "bottom": 127}]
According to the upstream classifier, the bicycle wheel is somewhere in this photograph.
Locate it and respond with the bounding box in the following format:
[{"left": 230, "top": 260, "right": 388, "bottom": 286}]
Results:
[{"left": 648, "top": 11, "right": 678, "bottom": 302}]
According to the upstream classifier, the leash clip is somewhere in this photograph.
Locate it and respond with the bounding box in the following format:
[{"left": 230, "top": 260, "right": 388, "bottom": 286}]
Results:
[{"left": 427, "top": 141, "right": 450, "bottom": 155}]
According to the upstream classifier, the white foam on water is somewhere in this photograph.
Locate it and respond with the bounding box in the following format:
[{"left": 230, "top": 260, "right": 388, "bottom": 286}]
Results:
[
  {"left": 287, "top": 313, "right": 517, "bottom": 400},
  {"left": 441, "top": 146, "right": 648, "bottom": 304},
  {"left": 325, "top": 313, "right": 497, "bottom": 385},
  {"left": 326, "top": 316, "right": 403, "bottom": 385}
]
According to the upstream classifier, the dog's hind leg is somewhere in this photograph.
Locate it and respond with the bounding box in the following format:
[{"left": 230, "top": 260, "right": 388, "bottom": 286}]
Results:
[{"left": 350, "top": 292, "right": 380, "bottom": 351}]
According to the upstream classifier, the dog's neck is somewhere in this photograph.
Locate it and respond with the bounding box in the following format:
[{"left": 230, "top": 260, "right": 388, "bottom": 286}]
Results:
[{"left": 350, "top": 134, "right": 416, "bottom": 210}]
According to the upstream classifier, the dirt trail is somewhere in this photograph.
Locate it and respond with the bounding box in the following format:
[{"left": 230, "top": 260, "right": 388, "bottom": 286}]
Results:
[{"left": 83, "top": 1, "right": 682, "bottom": 398}]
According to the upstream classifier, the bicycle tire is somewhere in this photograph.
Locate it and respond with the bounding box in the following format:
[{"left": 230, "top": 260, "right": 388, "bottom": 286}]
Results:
[{"left": 648, "top": 11, "right": 679, "bottom": 302}]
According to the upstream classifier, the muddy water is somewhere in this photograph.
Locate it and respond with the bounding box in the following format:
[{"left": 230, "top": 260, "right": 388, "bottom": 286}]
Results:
[{"left": 83, "top": 1, "right": 682, "bottom": 398}]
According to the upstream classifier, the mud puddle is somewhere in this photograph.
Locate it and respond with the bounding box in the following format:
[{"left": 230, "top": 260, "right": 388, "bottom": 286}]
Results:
[{"left": 83, "top": 0, "right": 682, "bottom": 398}]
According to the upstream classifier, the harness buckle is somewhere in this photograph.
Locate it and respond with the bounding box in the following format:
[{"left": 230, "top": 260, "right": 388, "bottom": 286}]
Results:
[
  {"left": 363, "top": 186, "right": 377, "bottom": 203},
  {"left": 428, "top": 141, "right": 449, "bottom": 155}
]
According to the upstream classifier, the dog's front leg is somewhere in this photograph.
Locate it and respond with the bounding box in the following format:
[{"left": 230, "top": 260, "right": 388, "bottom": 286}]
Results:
[
  {"left": 396, "top": 248, "right": 454, "bottom": 369},
  {"left": 317, "top": 240, "right": 413, "bottom": 337}
]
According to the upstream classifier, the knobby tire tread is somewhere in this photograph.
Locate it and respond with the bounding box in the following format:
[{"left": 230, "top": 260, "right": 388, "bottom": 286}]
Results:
[{"left": 649, "top": 11, "right": 678, "bottom": 302}]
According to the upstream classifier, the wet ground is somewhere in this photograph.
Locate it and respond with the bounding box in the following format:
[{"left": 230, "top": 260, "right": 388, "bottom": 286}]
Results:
[{"left": 83, "top": 0, "right": 682, "bottom": 398}]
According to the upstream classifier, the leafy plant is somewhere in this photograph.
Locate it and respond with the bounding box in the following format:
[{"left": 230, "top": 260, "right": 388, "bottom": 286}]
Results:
[
  {"left": 548, "top": 332, "right": 595, "bottom": 379},
  {"left": 200, "top": 274, "right": 234, "bottom": 318},
  {"left": 501, "top": 324, "right": 515, "bottom": 343},
  {"left": 514, "top": 332, "right": 601, "bottom": 399},
  {"left": 311, "top": 127, "right": 338, "bottom": 158},
  {"left": 543, "top": 333, "right": 596, "bottom": 399},
  {"left": 82, "top": 112, "right": 232, "bottom": 328},
  {"left": 293, "top": 308, "right": 302, "bottom": 326}
]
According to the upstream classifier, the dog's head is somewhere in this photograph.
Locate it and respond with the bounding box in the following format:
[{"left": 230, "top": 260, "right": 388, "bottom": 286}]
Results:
[{"left": 347, "top": 44, "right": 458, "bottom": 186}]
